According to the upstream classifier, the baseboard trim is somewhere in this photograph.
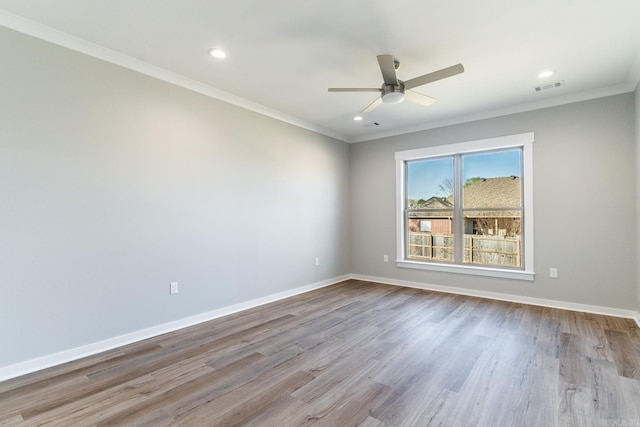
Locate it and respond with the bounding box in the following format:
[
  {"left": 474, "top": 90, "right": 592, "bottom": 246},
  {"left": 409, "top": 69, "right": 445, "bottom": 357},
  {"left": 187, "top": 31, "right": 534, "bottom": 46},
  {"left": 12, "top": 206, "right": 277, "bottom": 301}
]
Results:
[
  {"left": 351, "top": 274, "right": 640, "bottom": 321},
  {"left": 0, "top": 275, "right": 348, "bottom": 383},
  {"left": 1, "top": 273, "right": 636, "bottom": 382}
]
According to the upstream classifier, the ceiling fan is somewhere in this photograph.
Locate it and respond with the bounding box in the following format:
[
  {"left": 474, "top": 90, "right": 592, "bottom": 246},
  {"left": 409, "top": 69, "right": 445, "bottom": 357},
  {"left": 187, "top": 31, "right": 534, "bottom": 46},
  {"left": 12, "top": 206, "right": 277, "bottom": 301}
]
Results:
[{"left": 328, "top": 55, "right": 464, "bottom": 113}]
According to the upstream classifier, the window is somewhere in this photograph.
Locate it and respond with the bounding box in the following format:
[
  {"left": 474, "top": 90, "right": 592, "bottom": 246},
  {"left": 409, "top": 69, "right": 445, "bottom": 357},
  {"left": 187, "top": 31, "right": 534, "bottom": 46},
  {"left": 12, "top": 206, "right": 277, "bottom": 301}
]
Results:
[
  {"left": 420, "top": 220, "right": 432, "bottom": 232},
  {"left": 395, "top": 133, "right": 534, "bottom": 281}
]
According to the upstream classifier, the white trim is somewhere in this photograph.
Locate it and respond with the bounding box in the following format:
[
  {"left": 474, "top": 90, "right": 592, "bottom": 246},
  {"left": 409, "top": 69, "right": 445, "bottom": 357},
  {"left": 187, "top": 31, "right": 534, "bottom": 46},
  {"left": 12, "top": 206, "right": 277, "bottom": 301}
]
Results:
[
  {"left": 1, "top": 10, "right": 636, "bottom": 146},
  {"left": 350, "top": 83, "right": 636, "bottom": 143},
  {"left": 0, "top": 275, "right": 348, "bottom": 382},
  {"left": 352, "top": 274, "right": 640, "bottom": 321},
  {"left": 1, "top": 273, "right": 637, "bottom": 382},
  {"left": 395, "top": 155, "right": 406, "bottom": 266},
  {"left": 394, "top": 132, "right": 534, "bottom": 161},
  {"left": 395, "top": 133, "right": 534, "bottom": 278},
  {"left": 0, "top": 9, "right": 346, "bottom": 143},
  {"left": 396, "top": 260, "right": 535, "bottom": 281}
]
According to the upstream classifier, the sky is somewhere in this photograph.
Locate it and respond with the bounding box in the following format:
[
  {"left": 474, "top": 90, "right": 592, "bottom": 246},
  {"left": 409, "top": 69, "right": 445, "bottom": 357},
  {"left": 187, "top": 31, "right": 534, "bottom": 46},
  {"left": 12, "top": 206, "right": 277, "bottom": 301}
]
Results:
[{"left": 407, "top": 148, "right": 522, "bottom": 200}]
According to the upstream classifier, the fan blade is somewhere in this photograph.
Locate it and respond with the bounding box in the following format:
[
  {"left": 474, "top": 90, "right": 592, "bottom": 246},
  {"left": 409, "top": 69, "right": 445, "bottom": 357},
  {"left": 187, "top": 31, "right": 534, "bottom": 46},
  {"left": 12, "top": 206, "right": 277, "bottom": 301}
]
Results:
[
  {"left": 403, "top": 63, "right": 464, "bottom": 90},
  {"left": 362, "top": 97, "right": 383, "bottom": 113},
  {"left": 405, "top": 90, "right": 437, "bottom": 107},
  {"left": 377, "top": 55, "right": 398, "bottom": 86},
  {"left": 328, "top": 88, "right": 381, "bottom": 92}
]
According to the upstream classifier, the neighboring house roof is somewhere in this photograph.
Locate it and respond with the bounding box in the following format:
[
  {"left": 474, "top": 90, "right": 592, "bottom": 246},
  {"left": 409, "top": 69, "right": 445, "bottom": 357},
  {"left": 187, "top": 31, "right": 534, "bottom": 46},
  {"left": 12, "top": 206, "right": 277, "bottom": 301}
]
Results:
[
  {"left": 410, "top": 177, "right": 521, "bottom": 219},
  {"left": 408, "top": 196, "right": 453, "bottom": 218},
  {"left": 457, "top": 176, "right": 521, "bottom": 218},
  {"left": 457, "top": 176, "right": 521, "bottom": 209},
  {"left": 422, "top": 196, "right": 454, "bottom": 209}
]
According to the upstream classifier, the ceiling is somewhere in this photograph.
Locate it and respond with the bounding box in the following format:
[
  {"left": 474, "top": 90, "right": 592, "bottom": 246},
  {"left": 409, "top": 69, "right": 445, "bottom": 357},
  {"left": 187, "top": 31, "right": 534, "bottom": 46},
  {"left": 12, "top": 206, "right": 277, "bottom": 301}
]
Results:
[{"left": 1, "top": 0, "right": 639, "bottom": 143}]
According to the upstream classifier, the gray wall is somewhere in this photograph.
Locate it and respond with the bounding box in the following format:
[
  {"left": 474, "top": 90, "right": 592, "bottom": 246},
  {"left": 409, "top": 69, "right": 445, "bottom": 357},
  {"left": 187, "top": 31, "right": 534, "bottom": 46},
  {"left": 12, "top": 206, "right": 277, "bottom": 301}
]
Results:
[
  {"left": 351, "top": 94, "right": 637, "bottom": 310},
  {"left": 0, "top": 27, "right": 351, "bottom": 367},
  {"left": 1, "top": 24, "right": 638, "bottom": 371}
]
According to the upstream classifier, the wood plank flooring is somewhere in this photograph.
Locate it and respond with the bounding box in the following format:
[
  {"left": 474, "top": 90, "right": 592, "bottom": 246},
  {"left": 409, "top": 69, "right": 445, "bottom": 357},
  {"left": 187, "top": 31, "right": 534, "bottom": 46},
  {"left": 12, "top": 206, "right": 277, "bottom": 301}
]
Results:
[{"left": 1, "top": 279, "right": 639, "bottom": 426}]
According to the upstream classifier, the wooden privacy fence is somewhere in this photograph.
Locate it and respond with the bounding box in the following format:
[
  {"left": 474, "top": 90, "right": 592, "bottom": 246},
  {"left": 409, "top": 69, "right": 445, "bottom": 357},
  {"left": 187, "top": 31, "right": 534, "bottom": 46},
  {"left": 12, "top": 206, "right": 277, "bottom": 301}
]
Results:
[{"left": 408, "top": 232, "right": 521, "bottom": 267}]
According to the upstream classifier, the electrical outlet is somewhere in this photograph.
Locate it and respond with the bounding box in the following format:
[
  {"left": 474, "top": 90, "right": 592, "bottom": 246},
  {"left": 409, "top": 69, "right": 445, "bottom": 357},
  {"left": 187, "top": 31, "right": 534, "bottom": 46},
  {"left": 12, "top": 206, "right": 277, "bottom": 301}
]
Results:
[
  {"left": 383, "top": 254, "right": 389, "bottom": 262},
  {"left": 170, "top": 282, "right": 179, "bottom": 294},
  {"left": 315, "top": 257, "right": 319, "bottom": 266},
  {"left": 549, "top": 268, "right": 558, "bottom": 278}
]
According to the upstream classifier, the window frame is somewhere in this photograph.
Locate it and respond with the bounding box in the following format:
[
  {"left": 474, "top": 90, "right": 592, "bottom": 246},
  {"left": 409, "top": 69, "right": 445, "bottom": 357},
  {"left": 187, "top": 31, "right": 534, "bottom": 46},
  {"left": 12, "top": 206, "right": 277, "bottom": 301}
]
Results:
[{"left": 395, "top": 133, "right": 535, "bottom": 281}]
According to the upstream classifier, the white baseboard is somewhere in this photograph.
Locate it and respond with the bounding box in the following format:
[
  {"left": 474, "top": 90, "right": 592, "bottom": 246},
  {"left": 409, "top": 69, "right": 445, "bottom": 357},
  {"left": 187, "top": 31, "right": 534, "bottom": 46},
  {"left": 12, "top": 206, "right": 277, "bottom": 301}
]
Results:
[
  {"left": 351, "top": 274, "right": 640, "bottom": 322},
  {"left": 0, "top": 275, "right": 349, "bottom": 383},
  {"left": 2, "top": 273, "right": 637, "bottom": 383}
]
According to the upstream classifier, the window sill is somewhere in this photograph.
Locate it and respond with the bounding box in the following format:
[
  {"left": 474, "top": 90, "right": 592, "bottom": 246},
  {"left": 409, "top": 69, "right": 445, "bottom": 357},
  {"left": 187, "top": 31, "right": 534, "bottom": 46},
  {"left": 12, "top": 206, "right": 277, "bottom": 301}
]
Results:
[{"left": 396, "top": 260, "right": 535, "bottom": 281}]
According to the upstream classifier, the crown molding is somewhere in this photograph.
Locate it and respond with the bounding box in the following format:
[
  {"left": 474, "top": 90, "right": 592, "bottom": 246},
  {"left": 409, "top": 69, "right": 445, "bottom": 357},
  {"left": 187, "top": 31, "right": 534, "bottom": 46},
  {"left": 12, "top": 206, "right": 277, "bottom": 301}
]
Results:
[
  {"left": 1, "top": 8, "right": 637, "bottom": 146},
  {"left": 349, "top": 82, "right": 636, "bottom": 143},
  {"left": 0, "top": 9, "right": 348, "bottom": 143}
]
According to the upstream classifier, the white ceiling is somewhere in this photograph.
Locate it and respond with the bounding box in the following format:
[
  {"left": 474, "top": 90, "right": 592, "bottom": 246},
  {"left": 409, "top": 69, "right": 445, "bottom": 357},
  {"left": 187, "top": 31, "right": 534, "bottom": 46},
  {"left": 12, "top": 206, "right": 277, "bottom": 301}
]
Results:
[{"left": 1, "top": 0, "right": 639, "bottom": 143}]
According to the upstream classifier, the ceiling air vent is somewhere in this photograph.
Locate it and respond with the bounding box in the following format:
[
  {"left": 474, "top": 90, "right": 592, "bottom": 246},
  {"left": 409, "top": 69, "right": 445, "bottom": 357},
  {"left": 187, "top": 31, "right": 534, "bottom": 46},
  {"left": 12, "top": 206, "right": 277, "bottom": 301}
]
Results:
[{"left": 533, "top": 80, "right": 565, "bottom": 92}]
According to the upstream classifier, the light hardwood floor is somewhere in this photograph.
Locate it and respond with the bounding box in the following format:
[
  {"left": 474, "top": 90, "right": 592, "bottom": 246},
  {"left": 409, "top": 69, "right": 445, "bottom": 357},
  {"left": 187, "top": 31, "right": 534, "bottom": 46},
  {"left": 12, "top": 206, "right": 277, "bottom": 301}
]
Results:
[{"left": 1, "top": 280, "right": 639, "bottom": 426}]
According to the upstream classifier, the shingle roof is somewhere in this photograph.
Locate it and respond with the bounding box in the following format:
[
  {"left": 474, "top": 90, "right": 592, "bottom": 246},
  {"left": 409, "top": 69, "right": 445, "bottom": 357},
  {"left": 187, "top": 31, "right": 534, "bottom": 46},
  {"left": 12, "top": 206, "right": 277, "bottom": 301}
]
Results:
[
  {"left": 459, "top": 176, "right": 521, "bottom": 208},
  {"left": 443, "top": 176, "right": 521, "bottom": 218},
  {"left": 407, "top": 196, "right": 453, "bottom": 217},
  {"left": 423, "top": 196, "right": 454, "bottom": 209},
  {"left": 410, "top": 177, "right": 521, "bottom": 218}
]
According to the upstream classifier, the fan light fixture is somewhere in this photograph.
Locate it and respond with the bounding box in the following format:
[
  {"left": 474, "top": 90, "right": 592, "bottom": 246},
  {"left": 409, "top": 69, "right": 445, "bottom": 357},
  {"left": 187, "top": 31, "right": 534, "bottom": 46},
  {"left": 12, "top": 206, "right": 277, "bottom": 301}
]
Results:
[
  {"left": 382, "top": 92, "right": 404, "bottom": 104},
  {"left": 381, "top": 84, "right": 405, "bottom": 104},
  {"left": 353, "top": 115, "right": 363, "bottom": 121}
]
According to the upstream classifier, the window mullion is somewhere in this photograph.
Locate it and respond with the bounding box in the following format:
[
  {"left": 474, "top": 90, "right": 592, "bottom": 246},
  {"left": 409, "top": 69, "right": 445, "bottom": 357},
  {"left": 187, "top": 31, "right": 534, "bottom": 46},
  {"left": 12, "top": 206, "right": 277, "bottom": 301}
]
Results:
[{"left": 453, "top": 154, "right": 463, "bottom": 264}]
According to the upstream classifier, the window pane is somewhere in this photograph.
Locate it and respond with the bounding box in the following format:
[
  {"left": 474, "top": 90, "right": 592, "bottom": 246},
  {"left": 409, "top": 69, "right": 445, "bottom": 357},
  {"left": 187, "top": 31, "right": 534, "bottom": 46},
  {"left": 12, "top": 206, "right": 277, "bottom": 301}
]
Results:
[
  {"left": 406, "top": 157, "right": 455, "bottom": 263},
  {"left": 407, "top": 157, "right": 454, "bottom": 205},
  {"left": 463, "top": 211, "right": 522, "bottom": 236},
  {"left": 463, "top": 213, "right": 522, "bottom": 267},
  {"left": 407, "top": 210, "right": 454, "bottom": 262},
  {"left": 462, "top": 149, "right": 522, "bottom": 208},
  {"left": 461, "top": 148, "right": 523, "bottom": 268}
]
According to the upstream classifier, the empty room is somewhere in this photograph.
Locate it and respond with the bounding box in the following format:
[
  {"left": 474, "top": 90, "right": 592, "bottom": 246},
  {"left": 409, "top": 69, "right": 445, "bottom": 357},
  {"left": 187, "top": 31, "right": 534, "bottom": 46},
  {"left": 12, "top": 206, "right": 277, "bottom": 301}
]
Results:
[{"left": 1, "top": 1, "right": 639, "bottom": 426}]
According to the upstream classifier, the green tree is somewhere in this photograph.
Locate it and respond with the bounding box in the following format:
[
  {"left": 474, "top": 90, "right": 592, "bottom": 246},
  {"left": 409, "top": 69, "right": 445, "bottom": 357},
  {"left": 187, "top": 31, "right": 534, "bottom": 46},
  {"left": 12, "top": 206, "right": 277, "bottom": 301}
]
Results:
[{"left": 464, "top": 177, "right": 483, "bottom": 187}]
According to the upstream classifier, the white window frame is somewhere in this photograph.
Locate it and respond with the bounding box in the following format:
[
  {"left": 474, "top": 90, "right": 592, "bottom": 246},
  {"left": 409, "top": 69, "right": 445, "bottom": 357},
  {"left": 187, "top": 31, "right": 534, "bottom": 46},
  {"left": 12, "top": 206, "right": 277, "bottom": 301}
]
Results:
[{"left": 395, "top": 132, "right": 535, "bottom": 281}]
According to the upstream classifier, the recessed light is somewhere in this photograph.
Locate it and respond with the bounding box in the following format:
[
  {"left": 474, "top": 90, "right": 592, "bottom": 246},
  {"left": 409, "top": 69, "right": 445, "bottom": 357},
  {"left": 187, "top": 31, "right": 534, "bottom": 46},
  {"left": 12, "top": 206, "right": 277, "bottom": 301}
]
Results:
[
  {"left": 537, "top": 69, "right": 555, "bottom": 79},
  {"left": 353, "top": 116, "right": 363, "bottom": 121},
  {"left": 208, "top": 48, "right": 227, "bottom": 59}
]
